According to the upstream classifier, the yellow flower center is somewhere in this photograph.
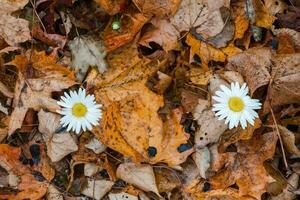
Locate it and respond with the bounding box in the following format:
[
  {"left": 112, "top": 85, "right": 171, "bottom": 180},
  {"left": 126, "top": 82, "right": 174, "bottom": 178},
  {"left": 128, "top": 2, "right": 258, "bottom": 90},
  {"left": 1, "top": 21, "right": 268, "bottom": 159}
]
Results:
[
  {"left": 228, "top": 97, "right": 244, "bottom": 112},
  {"left": 72, "top": 103, "right": 87, "bottom": 117}
]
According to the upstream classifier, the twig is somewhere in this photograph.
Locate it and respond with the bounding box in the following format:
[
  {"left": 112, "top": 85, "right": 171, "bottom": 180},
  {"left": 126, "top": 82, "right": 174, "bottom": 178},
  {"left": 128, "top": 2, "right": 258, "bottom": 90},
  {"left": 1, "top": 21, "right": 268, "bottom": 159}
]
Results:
[{"left": 270, "top": 107, "right": 289, "bottom": 170}]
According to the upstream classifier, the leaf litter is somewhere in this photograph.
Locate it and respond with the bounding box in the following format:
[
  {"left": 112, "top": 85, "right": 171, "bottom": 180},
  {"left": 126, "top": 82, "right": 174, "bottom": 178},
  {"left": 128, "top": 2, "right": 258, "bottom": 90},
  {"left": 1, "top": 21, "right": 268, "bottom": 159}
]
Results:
[{"left": 0, "top": 0, "right": 299, "bottom": 200}]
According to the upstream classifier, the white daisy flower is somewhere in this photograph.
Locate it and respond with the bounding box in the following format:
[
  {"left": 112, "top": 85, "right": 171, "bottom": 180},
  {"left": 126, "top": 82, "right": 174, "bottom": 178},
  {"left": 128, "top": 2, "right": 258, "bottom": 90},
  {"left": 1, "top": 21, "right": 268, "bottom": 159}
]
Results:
[
  {"left": 212, "top": 82, "right": 261, "bottom": 129},
  {"left": 57, "top": 88, "right": 102, "bottom": 134}
]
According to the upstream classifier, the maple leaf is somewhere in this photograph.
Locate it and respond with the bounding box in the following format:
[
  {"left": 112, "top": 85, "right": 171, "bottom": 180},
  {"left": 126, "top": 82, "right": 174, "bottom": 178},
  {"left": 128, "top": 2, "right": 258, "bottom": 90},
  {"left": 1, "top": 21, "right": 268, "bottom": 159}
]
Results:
[
  {"left": 210, "top": 132, "right": 278, "bottom": 199},
  {"left": 0, "top": 0, "right": 31, "bottom": 46},
  {"left": 7, "top": 51, "right": 76, "bottom": 135}
]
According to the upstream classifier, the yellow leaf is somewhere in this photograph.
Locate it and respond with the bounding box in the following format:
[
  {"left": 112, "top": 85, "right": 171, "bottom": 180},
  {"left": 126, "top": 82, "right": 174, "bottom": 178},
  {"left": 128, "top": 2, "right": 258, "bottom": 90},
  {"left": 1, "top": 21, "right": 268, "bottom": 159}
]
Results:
[{"left": 186, "top": 34, "right": 226, "bottom": 71}]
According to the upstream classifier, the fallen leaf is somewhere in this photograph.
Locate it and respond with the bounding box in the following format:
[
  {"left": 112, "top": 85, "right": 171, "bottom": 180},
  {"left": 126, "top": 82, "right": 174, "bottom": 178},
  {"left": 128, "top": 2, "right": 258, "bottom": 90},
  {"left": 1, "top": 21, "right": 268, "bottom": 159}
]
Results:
[
  {"left": 139, "top": 18, "right": 180, "bottom": 51},
  {"left": 38, "top": 110, "right": 78, "bottom": 162},
  {"left": 170, "top": 0, "right": 225, "bottom": 39},
  {"left": 0, "top": 80, "right": 14, "bottom": 98},
  {"left": 84, "top": 163, "right": 101, "bottom": 177},
  {"left": 132, "top": 0, "right": 181, "bottom": 16},
  {"left": 0, "top": 0, "right": 31, "bottom": 46},
  {"left": 81, "top": 178, "right": 114, "bottom": 200},
  {"left": 252, "top": 0, "right": 276, "bottom": 29},
  {"left": 103, "top": 12, "right": 148, "bottom": 51},
  {"left": 69, "top": 35, "right": 107, "bottom": 81},
  {"left": 84, "top": 137, "right": 106, "bottom": 154},
  {"left": 46, "top": 184, "right": 64, "bottom": 200},
  {"left": 154, "top": 167, "right": 181, "bottom": 193},
  {"left": 271, "top": 173, "right": 299, "bottom": 200},
  {"left": 32, "top": 26, "right": 66, "bottom": 48},
  {"left": 8, "top": 51, "right": 76, "bottom": 135},
  {"left": 94, "top": 0, "right": 127, "bottom": 15},
  {"left": 116, "top": 162, "right": 160, "bottom": 196},
  {"left": 272, "top": 28, "right": 300, "bottom": 48},
  {"left": 192, "top": 188, "right": 254, "bottom": 200},
  {"left": 277, "top": 125, "right": 300, "bottom": 158},
  {"left": 268, "top": 53, "right": 300, "bottom": 106},
  {"left": 186, "top": 34, "right": 226, "bottom": 70},
  {"left": 109, "top": 192, "right": 138, "bottom": 200},
  {"left": 210, "top": 132, "right": 278, "bottom": 199},
  {"left": 193, "top": 147, "right": 210, "bottom": 179},
  {"left": 265, "top": 0, "right": 288, "bottom": 16},
  {"left": 0, "top": 144, "right": 48, "bottom": 200},
  {"left": 226, "top": 47, "right": 272, "bottom": 95},
  {"left": 0, "top": 116, "right": 9, "bottom": 142}
]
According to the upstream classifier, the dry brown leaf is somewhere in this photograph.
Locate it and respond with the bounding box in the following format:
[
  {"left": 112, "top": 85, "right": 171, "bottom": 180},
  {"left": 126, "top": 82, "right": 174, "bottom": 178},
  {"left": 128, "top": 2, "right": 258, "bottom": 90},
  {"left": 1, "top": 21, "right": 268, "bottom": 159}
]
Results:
[
  {"left": 277, "top": 125, "right": 300, "bottom": 158},
  {"left": 210, "top": 132, "right": 278, "bottom": 199},
  {"left": 103, "top": 12, "right": 148, "bottom": 51},
  {"left": 186, "top": 34, "right": 226, "bottom": 70},
  {"left": 253, "top": 0, "right": 276, "bottom": 29},
  {"left": 272, "top": 28, "right": 300, "bottom": 48},
  {"left": 109, "top": 192, "right": 139, "bottom": 200},
  {"left": 139, "top": 18, "right": 180, "bottom": 51},
  {"left": 0, "top": 0, "right": 31, "bottom": 46},
  {"left": 154, "top": 167, "right": 181, "bottom": 193},
  {"left": 271, "top": 173, "right": 299, "bottom": 200},
  {"left": 81, "top": 178, "right": 114, "bottom": 200},
  {"left": 38, "top": 110, "right": 78, "bottom": 162},
  {"left": 193, "top": 147, "right": 210, "bottom": 179},
  {"left": 116, "top": 163, "right": 160, "bottom": 196},
  {"left": 192, "top": 188, "right": 255, "bottom": 200},
  {"left": 132, "top": 0, "right": 181, "bottom": 16},
  {"left": 226, "top": 47, "right": 272, "bottom": 95},
  {"left": 265, "top": 0, "right": 288, "bottom": 16},
  {"left": 0, "top": 80, "right": 14, "bottom": 98},
  {"left": 0, "top": 144, "right": 49, "bottom": 200},
  {"left": 0, "top": 116, "right": 9, "bottom": 142},
  {"left": 47, "top": 184, "right": 63, "bottom": 200},
  {"left": 7, "top": 51, "right": 76, "bottom": 135},
  {"left": 170, "top": 0, "right": 225, "bottom": 38},
  {"left": 268, "top": 53, "right": 300, "bottom": 106}
]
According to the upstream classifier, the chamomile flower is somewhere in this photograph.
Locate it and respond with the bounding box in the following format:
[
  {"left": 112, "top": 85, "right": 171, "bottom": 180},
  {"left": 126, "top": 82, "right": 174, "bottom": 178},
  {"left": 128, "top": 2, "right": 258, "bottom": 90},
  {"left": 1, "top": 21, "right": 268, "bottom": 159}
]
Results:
[
  {"left": 212, "top": 82, "right": 261, "bottom": 129},
  {"left": 57, "top": 88, "right": 102, "bottom": 134}
]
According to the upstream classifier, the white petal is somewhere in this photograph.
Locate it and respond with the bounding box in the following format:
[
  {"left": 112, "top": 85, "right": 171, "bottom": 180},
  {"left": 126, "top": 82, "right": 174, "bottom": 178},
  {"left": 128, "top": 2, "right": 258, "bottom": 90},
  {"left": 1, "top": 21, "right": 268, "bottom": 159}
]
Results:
[
  {"left": 212, "top": 96, "right": 227, "bottom": 103},
  {"left": 240, "top": 115, "right": 247, "bottom": 129},
  {"left": 220, "top": 85, "right": 232, "bottom": 96}
]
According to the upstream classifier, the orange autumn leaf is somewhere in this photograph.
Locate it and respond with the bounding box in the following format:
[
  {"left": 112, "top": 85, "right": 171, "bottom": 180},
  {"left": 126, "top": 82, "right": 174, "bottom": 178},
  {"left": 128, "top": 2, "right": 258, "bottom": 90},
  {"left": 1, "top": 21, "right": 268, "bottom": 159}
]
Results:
[
  {"left": 253, "top": 0, "right": 276, "bottom": 29},
  {"left": 103, "top": 12, "right": 149, "bottom": 51},
  {"left": 94, "top": 82, "right": 193, "bottom": 166},
  {"left": 0, "top": 144, "right": 49, "bottom": 200},
  {"left": 210, "top": 132, "right": 278, "bottom": 199}
]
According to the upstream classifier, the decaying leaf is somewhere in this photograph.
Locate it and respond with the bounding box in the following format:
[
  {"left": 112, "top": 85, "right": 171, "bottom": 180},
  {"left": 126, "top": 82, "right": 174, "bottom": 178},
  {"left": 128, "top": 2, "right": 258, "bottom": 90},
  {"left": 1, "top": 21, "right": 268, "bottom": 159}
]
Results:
[
  {"left": 8, "top": 51, "right": 76, "bottom": 135},
  {"left": 226, "top": 47, "right": 272, "bottom": 95},
  {"left": 103, "top": 12, "right": 148, "bottom": 51},
  {"left": 0, "top": 144, "right": 49, "bottom": 200},
  {"left": 193, "top": 147, "right": 210, "bottom": 179},
  {"left": 94, "top": 0, "right": 127, "bottom": 15},
  {"left": 81, "top": 178, "right": 114, "bottom": 200},
  {"left": 116, "top": 163, "right": 160, "bottom": 196},
  {"left": 132, "top": 0, "right": 181, "bottom": 16},
  {"left": 109, "top": 192, "right": 138, "bottom": 200},
  {"left": 170, "top": 0, "right": 225, "bottom": 38},
  {"left": 0, "top": 0, "right": 31, "bottom": 46},
  {"left": 38, "top": 110, "right": 78, "bottom": 162},
  {"left": 268, "top": 53, "right": 300, "bottom": 106},
  {"left": 186, "top": 34, "right": 226, "bottom": 70},
  {"left": 84, "top": 137, "right": 106, "bottom": 154},
  {"left": 139, "top": 18, "right": 180, "bottom": 51},
  {"left": 210, "top": 132, "right": 278, "bottom": 199},
  {"left": 277, "top": 125, "right": 300, "bottom": 158},
  {"left": 68, "top": 36, "right": 107, "bottom": 81},
  {"left": 252, "top": 0, "right": 276, "bottom": 29},
  {"left": 271, "top": 173, "right": 299, "bottom": 200}
]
